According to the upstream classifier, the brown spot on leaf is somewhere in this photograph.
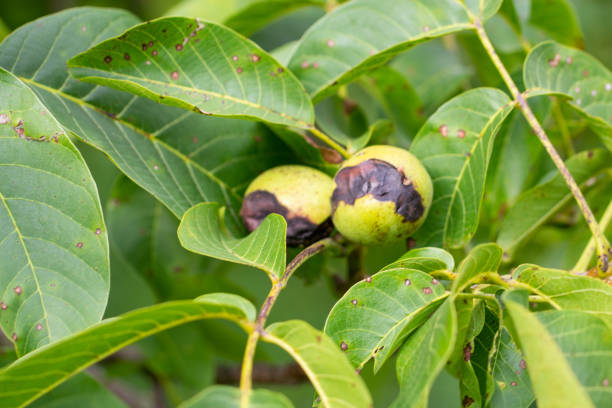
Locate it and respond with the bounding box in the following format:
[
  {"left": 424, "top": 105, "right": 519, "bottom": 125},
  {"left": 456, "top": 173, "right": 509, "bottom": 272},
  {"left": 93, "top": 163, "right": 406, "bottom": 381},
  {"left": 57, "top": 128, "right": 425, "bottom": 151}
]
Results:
[
  {"left": 351, "top": 299, "right": 358, "bottom": 305},
  {"left": 14, "top": 286, "right": 22, "bottom": 295},
  {"left": 171, "top": 71, "right": 179, "bottom": 80},
  {"left": 124, "top": 53, "right": 130, "bottom": 61},
  {"left": 331, "top": 159, "right": 425, "bottom": 223},
  {"left": 342, "top": 99, "right": 357, "bottom": 116},
  {"left": 423, "top": 287, "right": 432, "bottom": 294},
  {"left": 461, "top": 395, "right": 474, "bottom": 407},
  {"left": 0, "top": 303, "right": 6, "bottom": 310},
  {"left": 404, "top": 278, "right": 411, "bottom": 286},
  {"left": 365, "top": 276, "right": 372, "bottom": 283},
  {"left": 11, "top": 333, "right": 17, "bottom": 342},
  {"left": 510, "top": 381, "right": 517, "bottom": 387},
  {"left": 340, "top": 341, "right": 348, "bottom": 351},
  {"left": 240, "top": 190, "right": 331, "bottom": 247},
  {"left": 175, "top": 44, "right": 183, "bottom": 51},
  {"left": 457, "top": 129, "right": 466, "bottom": 138},
  {"left": 104, "top": 56, "right": 112, "bottom": 64},
  {"left": 36, "top": 324, "right": 43, "bottom": 331},
  {"left": 463, "top": 343, "right": 472, "bottom": 361},
  {"left": 76, "top": 242, "right": 83, "bottom": 248}
]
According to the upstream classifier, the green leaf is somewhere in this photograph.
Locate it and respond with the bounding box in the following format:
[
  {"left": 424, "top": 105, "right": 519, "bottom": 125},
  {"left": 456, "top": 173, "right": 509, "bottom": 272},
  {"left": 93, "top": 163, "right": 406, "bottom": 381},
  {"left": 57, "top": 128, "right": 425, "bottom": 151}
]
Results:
[
  {"left": 0, "top": 17, "right": 9, "bottom": 41},
  {"left": 471, "top": 306, "right": 501, "bottom": 406},
  {"left": 180, "top": 385, "right": 294, "bottom": 408},
  {"left": 68, "top": 17, "right": 314, "bottom": 129},
  {"left": 497, "top": 149, "right": 611, "bottom": 253},
  {"left": 503, "top": 299, "right": 595, "bottom": 408},
  {"left": 464, "top": 0, "right": 504, "bottom": 21},
  {"left": 289, "top": 0, "right": 496, "bottom": 101},
  {"left": 527, "top": 0, "right": 583, "bottom": 47},
  {"left": 487, "top": 326, "right": 534, "bottom": 408},
  {"left": 30, "top": 374, "right": 127, "bottom": 408},
  {"left": 166, "top": 0, "right": 324, "bottom": 37},
  {"left": 269, "top": 125, "right": 339, "bottom": 174},
  {"left": 347, "top": 119, "right": 394, "bottom": 154},
  {"left": 0, "top": 69, "right": 109, "bottom": 356},
  {"left": 177, "top": 202, "right": 286, "bottom": 281},
  {"left": 452, "top": 244, "right": 503, "bottom": 294},
  {"left": 325, "top": 266, "right": 448, "bottom": 371},
  {"left": 449, "top": 300, "right": 487, "bottom": 408},
  {"left": 484, "top": 98, "right": 550, "bottom": 227},
  {"left": 0, "top": 8, "right": 294, "bottom": 232},
  {"left": 264, "top": 320, "right": 372, "bottom": 408},
  {"left": 359, "top": 66, "right": 424, "bottom": 142},
  {"left": 537, "top": 310, "right": 612, "bottom": 408},
  {"left": 382, "top": 247, "right": 455, "bottom": 273},
  {"left": 514, "top": 265, "right": 612, "bottom": 326},
  {"left": 390, "top": 40, "right": 473, "bottom": 114},
  {"left": 393, "top": 299, "right": 457, "bottom": 408},
  {"left": 523, "top": 41, "right": 612, "bottom": 150},
  {"left": 0, "top": 293, "right": 255, "bottom": 408},
  {"left": 106, "top": 177, "right": 251, "bottom": 305},
  {"left": 411, "top": 88, "right": 514, "bottom": 248}
]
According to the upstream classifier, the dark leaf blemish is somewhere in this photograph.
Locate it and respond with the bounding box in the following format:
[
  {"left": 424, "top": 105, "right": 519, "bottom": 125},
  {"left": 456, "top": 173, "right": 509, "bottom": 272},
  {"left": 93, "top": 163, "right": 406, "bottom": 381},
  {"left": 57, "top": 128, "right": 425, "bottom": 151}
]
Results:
[
  {"left": 331, "top": 159, "right": 425, "bottom": 223},
  {"left": 104, "top": 56, "right": 112, "bottom": 64},
  {"left": 461, "top": 395, "right": 474, "bottom": 407},
  {"left": 463, "top": 343, "right": 472, "bottom": 361}
]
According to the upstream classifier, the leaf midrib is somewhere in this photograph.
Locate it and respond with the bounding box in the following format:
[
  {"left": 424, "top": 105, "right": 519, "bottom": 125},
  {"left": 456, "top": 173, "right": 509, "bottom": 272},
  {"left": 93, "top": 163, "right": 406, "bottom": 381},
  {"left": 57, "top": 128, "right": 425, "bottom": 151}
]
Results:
[
  {"left": 0, "top": 190, "right": 51, "bottom": 354},
  {"left": 69, "top": 64, "right": 314, "bottom": 130}
]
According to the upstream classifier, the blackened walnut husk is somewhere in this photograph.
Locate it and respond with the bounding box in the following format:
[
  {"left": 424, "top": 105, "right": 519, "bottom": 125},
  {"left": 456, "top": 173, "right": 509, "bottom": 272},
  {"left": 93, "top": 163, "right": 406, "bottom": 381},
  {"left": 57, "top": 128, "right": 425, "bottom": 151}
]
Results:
[
  {"left": 240, "top": 190, "right": 332, "bottom": 246},
  {"left": 331, "top": 159, "right": 424, "bottom": 222}
]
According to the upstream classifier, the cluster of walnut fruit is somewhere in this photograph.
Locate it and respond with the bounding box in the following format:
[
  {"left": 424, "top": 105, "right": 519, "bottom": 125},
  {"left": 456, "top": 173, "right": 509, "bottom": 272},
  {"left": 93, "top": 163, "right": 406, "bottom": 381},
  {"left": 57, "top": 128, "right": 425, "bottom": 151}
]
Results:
[{"left": 240, "top": 145, "right": 433, "bottom": 246}]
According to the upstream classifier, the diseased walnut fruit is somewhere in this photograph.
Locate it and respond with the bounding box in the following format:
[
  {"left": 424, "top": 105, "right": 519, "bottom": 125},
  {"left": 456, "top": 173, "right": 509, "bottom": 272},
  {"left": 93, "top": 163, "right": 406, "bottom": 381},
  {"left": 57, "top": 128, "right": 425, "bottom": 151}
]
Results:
[
  {"left": 240, "top": 165, "right": 335, "bottom": 246},
  {"left": 331, "top": 145, "right": 433, "bottom": 245}
]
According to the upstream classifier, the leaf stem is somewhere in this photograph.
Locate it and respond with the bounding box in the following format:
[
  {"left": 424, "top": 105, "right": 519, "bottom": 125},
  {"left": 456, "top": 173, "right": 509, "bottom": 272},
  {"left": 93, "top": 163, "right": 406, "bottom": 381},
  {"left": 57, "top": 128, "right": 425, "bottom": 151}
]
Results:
[
  {"left": 309, "top": 126, "right": 351, "bottom": 159},
  {"left": 325, "top": 0, "right": 339, "bottom": 13},
  {"left": 239, "top": 238, "right": 335, "bottom": 407},
  {"left": 473, "top": 19, "right": 612, "bottom": 274},
  {"left": 572, "top": 199, "right": 612, "bottom": 276}
]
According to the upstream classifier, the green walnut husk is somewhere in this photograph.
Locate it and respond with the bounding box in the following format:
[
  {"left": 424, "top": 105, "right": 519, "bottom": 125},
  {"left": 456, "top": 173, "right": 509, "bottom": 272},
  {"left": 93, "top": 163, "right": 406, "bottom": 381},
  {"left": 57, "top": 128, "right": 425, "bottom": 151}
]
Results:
[
  {"left": 331, "top": 145, "right": 433, "bottom": 245},
  {"left": 240, "top": 165, "right": 335, "bottom": 246}
]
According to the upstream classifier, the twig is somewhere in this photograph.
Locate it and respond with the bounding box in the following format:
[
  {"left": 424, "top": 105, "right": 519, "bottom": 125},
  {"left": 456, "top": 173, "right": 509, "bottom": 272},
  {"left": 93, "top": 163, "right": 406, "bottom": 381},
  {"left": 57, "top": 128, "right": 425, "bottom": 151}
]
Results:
[
  {"left": 473, "top": 18, "right": 612, "bottom": 274},
  {"left": 573, "top": 200, "right": 612, "bottom": 276},
  {"left": 239, "top": 239, "right": 335, "bottom": 408}
]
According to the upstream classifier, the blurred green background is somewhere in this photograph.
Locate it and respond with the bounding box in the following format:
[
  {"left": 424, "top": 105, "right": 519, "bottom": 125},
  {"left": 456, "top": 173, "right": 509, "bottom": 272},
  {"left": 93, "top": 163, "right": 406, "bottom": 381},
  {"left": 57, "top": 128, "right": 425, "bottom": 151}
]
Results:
[{"left": 2, "top": 1, "right": 610, "bottom": 408}]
